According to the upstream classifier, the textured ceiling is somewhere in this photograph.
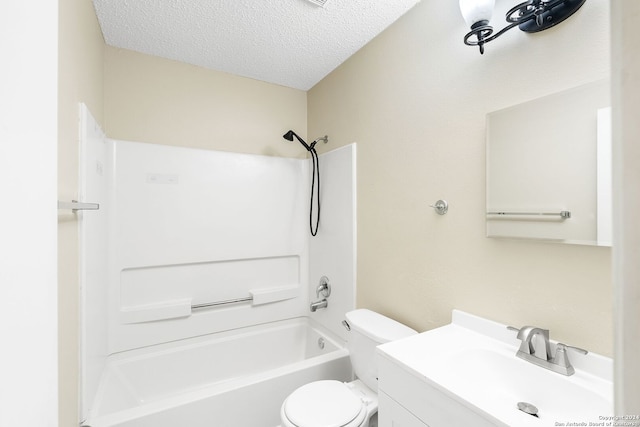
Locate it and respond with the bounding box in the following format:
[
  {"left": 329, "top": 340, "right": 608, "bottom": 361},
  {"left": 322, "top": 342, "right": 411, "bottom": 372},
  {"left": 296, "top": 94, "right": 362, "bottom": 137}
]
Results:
[{"left": 92, "top": 0, "right": 420, "bottom": 91}]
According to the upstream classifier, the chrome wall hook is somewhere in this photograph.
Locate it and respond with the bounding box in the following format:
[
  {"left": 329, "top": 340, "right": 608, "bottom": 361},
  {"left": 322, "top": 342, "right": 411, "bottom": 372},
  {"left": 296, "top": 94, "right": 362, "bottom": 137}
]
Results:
[{"left": 430, "top": 200, "right": 448, "bottom": 215}]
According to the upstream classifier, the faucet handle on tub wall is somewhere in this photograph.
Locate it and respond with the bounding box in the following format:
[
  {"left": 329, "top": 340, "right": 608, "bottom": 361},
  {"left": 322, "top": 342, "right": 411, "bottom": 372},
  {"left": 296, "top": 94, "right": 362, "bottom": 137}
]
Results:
[
  {"left": 310, "top": 276, "right": 331, "bottom": 313},
  {"left": 316, "top": 276, "right": 331, "bottom": 298}
]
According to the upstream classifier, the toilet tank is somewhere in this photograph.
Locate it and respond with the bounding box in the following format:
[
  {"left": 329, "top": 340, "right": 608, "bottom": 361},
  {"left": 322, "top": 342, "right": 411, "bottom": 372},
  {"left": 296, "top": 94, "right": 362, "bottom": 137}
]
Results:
[{"left": 344, "top": 309, "right": 417, "bottom": 391}]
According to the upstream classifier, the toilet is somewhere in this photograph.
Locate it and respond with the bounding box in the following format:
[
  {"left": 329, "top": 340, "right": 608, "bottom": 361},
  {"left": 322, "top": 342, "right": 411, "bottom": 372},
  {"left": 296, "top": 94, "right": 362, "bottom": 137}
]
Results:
[{"left": 280, "top": 309, "right": 418, "bottom": 427}]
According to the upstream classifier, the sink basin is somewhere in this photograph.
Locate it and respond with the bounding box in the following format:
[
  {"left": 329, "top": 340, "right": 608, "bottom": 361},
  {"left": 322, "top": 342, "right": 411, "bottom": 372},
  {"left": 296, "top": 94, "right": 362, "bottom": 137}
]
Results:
[
  {"left": 376, "top": 310, "right": 613, "bottom": 427},
  {"left": 445, "top": 347, "right": 611, "bottom": 424}
]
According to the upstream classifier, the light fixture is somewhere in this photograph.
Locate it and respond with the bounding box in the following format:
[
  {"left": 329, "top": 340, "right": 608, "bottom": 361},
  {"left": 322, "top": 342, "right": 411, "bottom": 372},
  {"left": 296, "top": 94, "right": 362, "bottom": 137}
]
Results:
[{"left": 459, "top": 0, "right": 586, "bottom": 54}]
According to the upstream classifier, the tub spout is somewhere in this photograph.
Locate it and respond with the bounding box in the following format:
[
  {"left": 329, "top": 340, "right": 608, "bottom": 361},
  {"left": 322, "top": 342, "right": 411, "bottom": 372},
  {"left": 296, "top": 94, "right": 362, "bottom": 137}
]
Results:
[{"left": 310, "top": 299, "right": 328, "bottom": 312}]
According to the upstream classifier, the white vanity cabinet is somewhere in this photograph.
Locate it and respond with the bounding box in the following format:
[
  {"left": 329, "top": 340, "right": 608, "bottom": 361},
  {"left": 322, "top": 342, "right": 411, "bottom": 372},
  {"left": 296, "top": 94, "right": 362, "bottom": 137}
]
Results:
[
  {"left": 378, "top": 391, "right": 428, "bottom": 427},
  {"left": 376, "top": 346, "right": 499, "bottom": 427},
  {"left": 375, "top": 310, "right": 613, "bottom": 427}
]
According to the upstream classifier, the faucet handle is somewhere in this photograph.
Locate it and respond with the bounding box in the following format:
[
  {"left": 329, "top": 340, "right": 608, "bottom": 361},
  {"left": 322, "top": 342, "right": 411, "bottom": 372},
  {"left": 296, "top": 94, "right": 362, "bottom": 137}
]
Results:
[
  {"left": 507, "top": 326, "right": 520, "bottom": 333},
  {"left": 316, "top": 276, "right": 331, "bottom": 298},
  {"left": 555, "top": 343, "right": 588, "bottom": 357},
  {"left": 552, "top": 343, "right": 588, "bottom": 375}
]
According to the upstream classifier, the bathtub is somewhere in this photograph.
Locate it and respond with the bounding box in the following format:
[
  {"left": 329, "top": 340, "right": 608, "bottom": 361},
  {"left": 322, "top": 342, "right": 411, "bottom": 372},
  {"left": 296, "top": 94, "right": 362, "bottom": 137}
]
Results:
[{"left": 84, "top": 317, "right": 352, "bottom": 427}]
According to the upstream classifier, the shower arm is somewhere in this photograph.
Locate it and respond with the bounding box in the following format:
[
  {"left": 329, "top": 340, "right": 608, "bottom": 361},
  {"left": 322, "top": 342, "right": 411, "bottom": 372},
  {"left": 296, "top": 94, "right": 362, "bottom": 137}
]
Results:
[
  {"left": 309, "top": 135, "right": 329, "bottom": 151},
  {"left": 283, "top": 130, "right": 328, "bottom": 152}
]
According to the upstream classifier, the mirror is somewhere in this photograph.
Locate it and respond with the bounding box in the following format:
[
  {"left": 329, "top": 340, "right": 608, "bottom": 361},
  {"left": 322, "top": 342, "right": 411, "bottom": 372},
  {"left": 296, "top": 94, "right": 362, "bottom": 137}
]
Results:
[{"left": 486, "top": 79, "right": 611, "bottom": 246}]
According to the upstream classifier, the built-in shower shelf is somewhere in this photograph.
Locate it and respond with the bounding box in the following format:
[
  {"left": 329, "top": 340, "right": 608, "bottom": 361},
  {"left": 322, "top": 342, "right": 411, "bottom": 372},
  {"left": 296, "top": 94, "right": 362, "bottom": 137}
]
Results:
[
  {"left": 250, "top": 285, "right": 299, "bottom": 305},
  {"left": 120, "top": 298, "right": 192, "bottom": 324}
]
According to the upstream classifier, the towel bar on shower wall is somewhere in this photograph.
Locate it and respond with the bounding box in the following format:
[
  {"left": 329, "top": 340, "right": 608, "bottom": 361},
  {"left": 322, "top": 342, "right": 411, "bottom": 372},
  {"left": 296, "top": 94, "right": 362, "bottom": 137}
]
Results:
[
  {"left": 119, "top": 285, "right": 301, "bottom": 324},
  {"left": 191, "top": 296, "right": 253, "bottom": 310},
  {"left": 190, "top": 285, "right": 301, "bottom": 310},
  {"left": 57, "top": 200, "right": 100, "bottom": 211}
]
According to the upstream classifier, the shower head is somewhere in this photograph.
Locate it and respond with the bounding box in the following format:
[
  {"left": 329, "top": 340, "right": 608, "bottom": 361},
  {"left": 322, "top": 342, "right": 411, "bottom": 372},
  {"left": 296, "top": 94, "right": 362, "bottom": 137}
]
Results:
[
  {"left": 282, "top": 130, "right": 295, "bottom": 142},
  {"left": 283, "top": 130, "right": 311, "bottom": 151},
  {"left": 283, "top": 130, "right": 329, "bottom": 152}
]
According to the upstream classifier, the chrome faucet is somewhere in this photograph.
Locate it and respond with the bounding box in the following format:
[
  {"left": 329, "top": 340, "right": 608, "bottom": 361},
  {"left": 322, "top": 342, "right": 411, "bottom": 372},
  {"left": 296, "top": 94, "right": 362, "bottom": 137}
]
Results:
[
  {"left": 310, "top": 276, "right": 331, "bottom": 312},
  {"left": 310, "top": 299, "right": 328, "bottom": 312},
  {"left": 512, "top": 326, "right": 552, "bottom": 360},
  {"left": 508, "top": 325, "right": 588, "bottom": 376}
]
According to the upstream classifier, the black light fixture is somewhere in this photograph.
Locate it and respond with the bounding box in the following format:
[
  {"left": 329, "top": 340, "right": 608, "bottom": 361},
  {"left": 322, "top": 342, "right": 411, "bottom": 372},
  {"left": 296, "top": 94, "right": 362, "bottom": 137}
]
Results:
[{"left": 460, "top": 0, "right": 586, "bottom": 54}]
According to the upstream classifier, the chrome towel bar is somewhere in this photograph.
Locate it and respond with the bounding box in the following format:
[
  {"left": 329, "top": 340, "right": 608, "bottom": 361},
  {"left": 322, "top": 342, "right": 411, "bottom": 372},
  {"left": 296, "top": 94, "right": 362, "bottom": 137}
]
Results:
[
  {"left": 120, "top": 286, "right": 300, "bottom": 323},
  {"left": 486, "top": 210, "right": 571, "bottom": 219},
  {"left": 58, "top": 200, "right": 100, "bottom": 211},
  {"left": 191, "top": 296, "right": 253, "bottom": 310}
]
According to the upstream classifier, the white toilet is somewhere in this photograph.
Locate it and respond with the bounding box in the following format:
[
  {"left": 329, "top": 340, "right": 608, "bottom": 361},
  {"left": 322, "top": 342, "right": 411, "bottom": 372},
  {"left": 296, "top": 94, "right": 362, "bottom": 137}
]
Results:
[{"left": 280, "top": 309, "right": 417, "bottom": 427}]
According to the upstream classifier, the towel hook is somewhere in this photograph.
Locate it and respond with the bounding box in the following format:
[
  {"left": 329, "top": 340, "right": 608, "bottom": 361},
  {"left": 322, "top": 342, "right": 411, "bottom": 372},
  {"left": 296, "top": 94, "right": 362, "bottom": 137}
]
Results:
[{"left": 429, "top": 199, "right": 448, "bottom": 215}]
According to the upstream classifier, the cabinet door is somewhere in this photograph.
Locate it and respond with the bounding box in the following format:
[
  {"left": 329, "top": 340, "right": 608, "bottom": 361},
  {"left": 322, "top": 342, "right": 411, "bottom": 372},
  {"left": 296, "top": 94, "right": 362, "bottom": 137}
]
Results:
[{"left": 378, "top": 391, "right": 429, "bottom": 427}]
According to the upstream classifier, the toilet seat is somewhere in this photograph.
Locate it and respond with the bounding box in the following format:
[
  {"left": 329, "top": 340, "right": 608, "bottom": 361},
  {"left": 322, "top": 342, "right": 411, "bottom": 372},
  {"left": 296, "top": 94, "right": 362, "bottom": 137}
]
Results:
[{"left": 282, "top": 380, "right": 368, "bottom": 427}]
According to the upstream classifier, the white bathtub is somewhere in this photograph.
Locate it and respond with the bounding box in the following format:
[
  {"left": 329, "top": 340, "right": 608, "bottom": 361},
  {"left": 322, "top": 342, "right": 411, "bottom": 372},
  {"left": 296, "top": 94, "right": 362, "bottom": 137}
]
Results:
[{"left": 85, "top": 317, "right": 352, "bottom": 427}]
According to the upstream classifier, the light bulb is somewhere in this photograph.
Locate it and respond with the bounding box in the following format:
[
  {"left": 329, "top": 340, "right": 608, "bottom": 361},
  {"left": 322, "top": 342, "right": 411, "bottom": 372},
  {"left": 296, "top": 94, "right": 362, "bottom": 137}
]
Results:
[{"left": 459, "top": 0, "right": 495, "bottom": 27}]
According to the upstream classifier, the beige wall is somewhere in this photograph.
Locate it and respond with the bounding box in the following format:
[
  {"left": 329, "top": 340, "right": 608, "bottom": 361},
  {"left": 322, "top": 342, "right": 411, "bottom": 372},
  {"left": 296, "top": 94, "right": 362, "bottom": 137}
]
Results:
[
  {"left": 308, "top": 0, "right": 613, "bottom": 356},
  {"left": 104, "top": 47, "right": 307, "bottom": 158},
  {"left": 58, "top": 0, "right": 105, "bottom": 425}
]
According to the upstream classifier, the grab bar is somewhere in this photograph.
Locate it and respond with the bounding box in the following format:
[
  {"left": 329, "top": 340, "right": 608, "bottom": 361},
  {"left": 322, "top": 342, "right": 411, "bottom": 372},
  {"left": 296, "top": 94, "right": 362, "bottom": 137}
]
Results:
[
  {"left": 191, "top": 284, "right": 300, "bottom": 310},
  {"left": 120, "top": 286, "right": 301, "bottom": 324},
  {"left": 191, "top": 285, "right": 300, "bottom": 310},
  {"left": 121, "top": 297, "right": 256, "bottom": 324},
  {"left": 58, "top": 200, "right": 100, "bottom": 211},
  {"left": 191, "top": 296, "right": 253, "bottom": 310},
  {"left": 486, "top": 210, "right": 571, "bottom": 219}
]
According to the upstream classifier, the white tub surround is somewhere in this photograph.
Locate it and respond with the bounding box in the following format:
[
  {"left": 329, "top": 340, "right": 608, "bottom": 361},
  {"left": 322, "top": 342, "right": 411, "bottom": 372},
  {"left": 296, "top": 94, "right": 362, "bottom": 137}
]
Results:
[
  {"left": 104, "top": 140, "right": 357, "bottom": 352},
  {"left": 78, "top": 112, "right": 357, "bottom": 424},
  {"left": 108, "top": 140, "right": 311, "bottom": 353},
  {"left": 308, "top": 144, "right": 358, "bottom": 341}
]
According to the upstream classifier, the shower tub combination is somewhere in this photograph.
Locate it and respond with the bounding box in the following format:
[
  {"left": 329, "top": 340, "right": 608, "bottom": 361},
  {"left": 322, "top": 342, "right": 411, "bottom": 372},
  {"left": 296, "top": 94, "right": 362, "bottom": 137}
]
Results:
[
  {"left": 85, "top": 317, "right": 352, "bottom": 427},
  {"left": 78, "top": 125, "right": 358, "bottom": 427}
]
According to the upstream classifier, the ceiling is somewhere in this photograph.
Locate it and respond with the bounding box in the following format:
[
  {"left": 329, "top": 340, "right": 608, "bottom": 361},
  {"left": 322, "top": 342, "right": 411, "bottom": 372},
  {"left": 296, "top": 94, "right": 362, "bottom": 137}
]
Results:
[{"left": 92, "top": 0, "right": 420, "bottom": 91}]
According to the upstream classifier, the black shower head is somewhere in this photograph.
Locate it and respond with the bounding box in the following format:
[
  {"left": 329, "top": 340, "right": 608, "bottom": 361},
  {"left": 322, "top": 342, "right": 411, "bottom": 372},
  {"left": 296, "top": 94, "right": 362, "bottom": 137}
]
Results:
[
  {"left": 282, "top": 130, "right": 311, "bottom": 151},
  {"left": 283, "top": 130, "right": 295, "bottom": 141}
]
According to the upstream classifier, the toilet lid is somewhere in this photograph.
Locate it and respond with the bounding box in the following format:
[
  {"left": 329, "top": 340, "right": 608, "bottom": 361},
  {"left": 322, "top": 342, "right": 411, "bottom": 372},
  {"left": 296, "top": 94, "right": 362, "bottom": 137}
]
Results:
[{"left": 283, "top": 380, "right": 365, "bottom": 427}]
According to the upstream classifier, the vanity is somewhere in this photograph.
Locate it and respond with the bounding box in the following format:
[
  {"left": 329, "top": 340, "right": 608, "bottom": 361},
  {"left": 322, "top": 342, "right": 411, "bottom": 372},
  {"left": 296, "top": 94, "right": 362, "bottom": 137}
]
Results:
[{"left": 376, "top": 310, "right": 613, "bottom": 427}]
